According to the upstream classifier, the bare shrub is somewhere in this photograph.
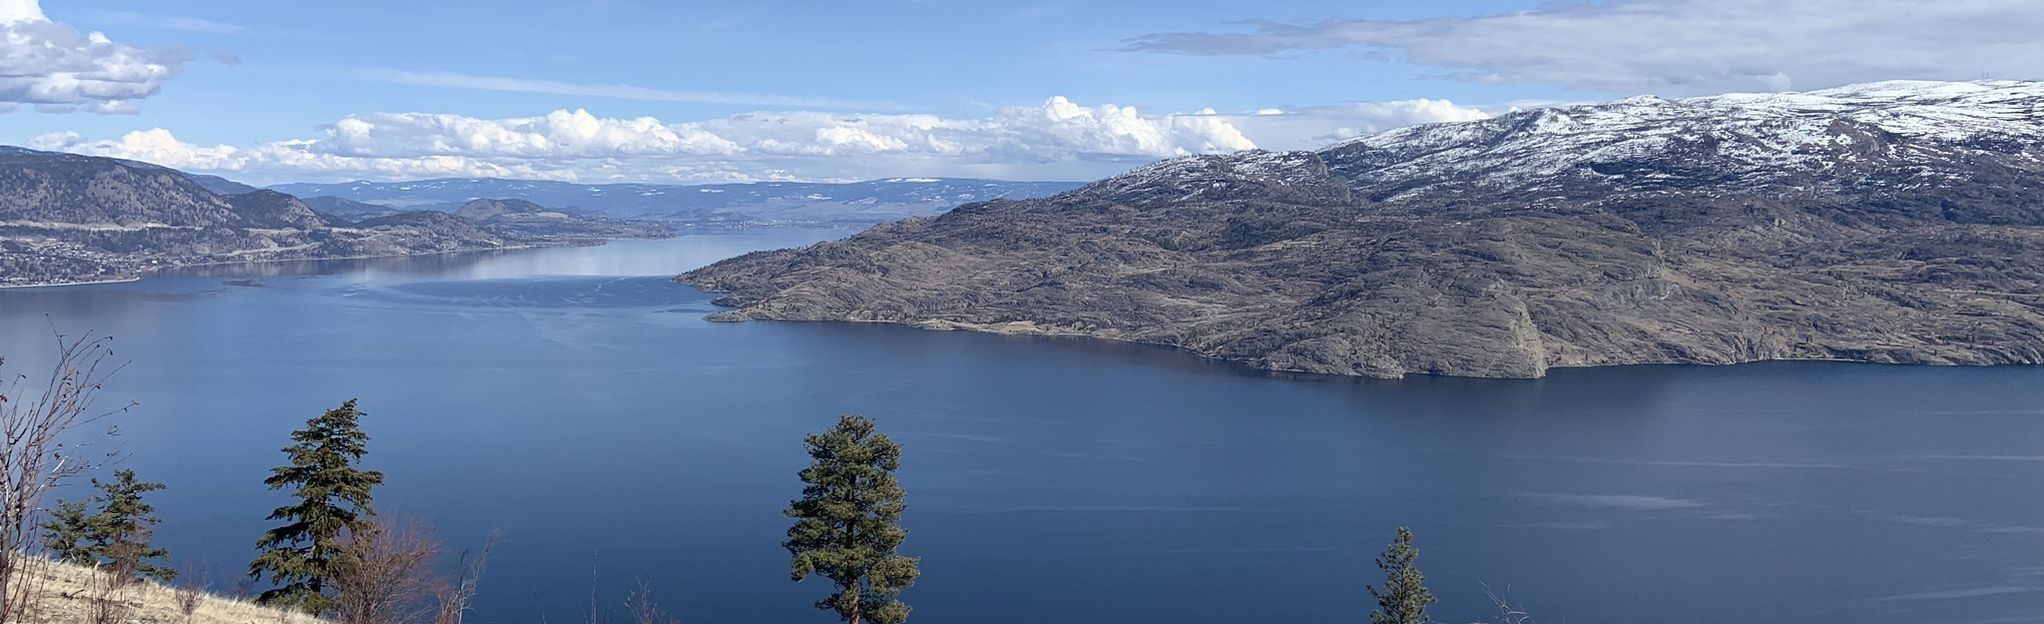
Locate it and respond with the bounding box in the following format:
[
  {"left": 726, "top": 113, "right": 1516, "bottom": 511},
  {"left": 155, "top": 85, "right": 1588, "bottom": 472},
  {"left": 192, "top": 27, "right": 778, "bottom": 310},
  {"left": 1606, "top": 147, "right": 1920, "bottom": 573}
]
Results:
[
  {"left": 173, "top": 564, "right": 211, "bottom": 624},
  {"left": 582, "top": 563, "right": 608, "bottom": 624},
  {"left": 83, "top": 568, "right": 133, "bottom": 624},
  {"left": 622, "top": 578, "right": 680, "bottom": 624},
  {"left": 1475, "top": 584, "right": 1537, "bottom": 624},
  {"left": 332, "top": 515, "right": 441, "bottom": 624},
  {"left": 430, "top": 530, "right": 500, "bottom": 624},
  {"left": 0, "top": 331, "right": 132, "bottom": 623},
  {"left": 0, "top": 558, "right": 44, "bottom": 623}
]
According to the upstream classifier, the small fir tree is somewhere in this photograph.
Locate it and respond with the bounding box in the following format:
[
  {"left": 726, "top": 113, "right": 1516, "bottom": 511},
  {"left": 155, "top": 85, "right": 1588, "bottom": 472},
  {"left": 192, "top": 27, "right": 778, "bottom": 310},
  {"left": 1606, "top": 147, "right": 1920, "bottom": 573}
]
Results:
[
  {"left": 90, "top": 469, "right": 175, "bottom": 583},
  {"left": 41, "top": 499, "right": 97, "bottom": 566},
  {"left": 784, "top": 415, "right": 920, "bottom": 624},
  {"left": 1368, "top": 527, "right": 1437, "bottom": 624},
  {"left": 41, "top": 470, "right": 176, "bottom": 583},
  {"left": 249, "top": 399, "right": 385, "bottom": 615}
]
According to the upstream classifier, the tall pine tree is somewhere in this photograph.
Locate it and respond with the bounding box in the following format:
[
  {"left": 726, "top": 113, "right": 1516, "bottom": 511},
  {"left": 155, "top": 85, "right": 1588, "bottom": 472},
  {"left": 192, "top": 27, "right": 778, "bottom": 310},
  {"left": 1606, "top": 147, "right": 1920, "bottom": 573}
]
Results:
[
  {"left": 250, "top": 399, "right": 384, "bottom": 615},
  {"left": 1368, "top": 527, "right": 1437, "bottom": 624},
  {"left": 784, "top": 415, "right": 920, "bottom": 624}
]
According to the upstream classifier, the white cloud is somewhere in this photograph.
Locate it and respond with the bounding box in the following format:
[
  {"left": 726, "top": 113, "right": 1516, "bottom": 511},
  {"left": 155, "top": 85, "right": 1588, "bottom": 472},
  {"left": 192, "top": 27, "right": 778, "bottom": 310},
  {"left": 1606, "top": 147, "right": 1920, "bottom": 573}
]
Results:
[
  {"left": 1225, "top": 98, "right": 1495, "bottom": 150},
  {"left": 0, "top": 0, "right": 190, "bottom": 112},
  {"left": 316, "top": 109, "right": 744, "bottom": 159},
  {"left": 34, "top": 95, "right": 1491, "bottom": 184},
  {"left": 1122, "top": 0, "right": 2044, "bottom": 95}
]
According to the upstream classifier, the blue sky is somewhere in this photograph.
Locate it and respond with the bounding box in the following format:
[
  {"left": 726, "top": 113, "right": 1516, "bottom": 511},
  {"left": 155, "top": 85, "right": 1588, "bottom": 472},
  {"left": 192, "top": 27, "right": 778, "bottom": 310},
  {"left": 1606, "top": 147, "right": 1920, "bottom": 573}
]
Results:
[{"left": 2, "top": 0, "right": 2037, "bottom": 184}]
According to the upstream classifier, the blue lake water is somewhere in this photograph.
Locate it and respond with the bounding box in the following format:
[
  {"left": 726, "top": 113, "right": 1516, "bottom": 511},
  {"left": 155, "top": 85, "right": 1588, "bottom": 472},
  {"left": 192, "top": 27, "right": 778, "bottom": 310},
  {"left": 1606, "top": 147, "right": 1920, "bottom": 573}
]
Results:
[{"left": 3, "top": 231, "right": 2044, "bottom": 624}]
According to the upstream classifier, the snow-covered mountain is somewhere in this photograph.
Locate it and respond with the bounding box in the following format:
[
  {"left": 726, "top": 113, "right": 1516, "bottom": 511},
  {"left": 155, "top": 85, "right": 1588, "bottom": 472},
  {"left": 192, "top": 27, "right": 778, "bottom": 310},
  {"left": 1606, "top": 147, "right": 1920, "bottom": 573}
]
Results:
[
  {"left": 1092, "top": 80, "right": 2044, "bottom": 212},
  {"left": 685, "top": 80, "right": 2044, "bottom": 379}
]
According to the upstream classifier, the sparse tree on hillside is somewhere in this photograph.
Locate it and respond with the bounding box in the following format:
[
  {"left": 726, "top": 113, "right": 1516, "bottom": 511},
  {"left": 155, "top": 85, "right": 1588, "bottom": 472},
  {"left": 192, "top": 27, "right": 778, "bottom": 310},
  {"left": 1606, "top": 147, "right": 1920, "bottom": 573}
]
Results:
[
  {"left": 784, "top": 415, "right": 920, "bottom": 624},
  {"left": 42, "top": 499, "right": 98, "bottom": 565},
  {"left": 250, "top": 399, "right": 385, "bottom": 615},
  {"left": 0, "top": 331, "right": 132, "bottom": 624},
  {"left": 45, "top": 469, "right": 176, "bottom": 583},
  {"left": 1368, "top": 527, "right": 1437, "bottom": 624},
  {"left": 90, "top": 469, "right": 175, "bottom": 583}
]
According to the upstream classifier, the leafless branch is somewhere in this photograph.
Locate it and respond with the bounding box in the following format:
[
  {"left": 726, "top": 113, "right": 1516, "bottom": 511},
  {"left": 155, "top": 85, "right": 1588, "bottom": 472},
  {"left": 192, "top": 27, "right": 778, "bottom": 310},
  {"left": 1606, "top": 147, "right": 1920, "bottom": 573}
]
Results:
[
  {"left": 622, "top": 577, "right": 681, "bottom": 624},
  {"left": 0, "top": 328, "right": 134, "bottom": 623},
  {"left": 332, "top": 514, "right": 442, "bottom": 624},
  {"left": 431, "top": 529, "right": 501, "bottom": 624},
  {"left": 1474, "top": 583, "right": 1538, "bottom": 624}
]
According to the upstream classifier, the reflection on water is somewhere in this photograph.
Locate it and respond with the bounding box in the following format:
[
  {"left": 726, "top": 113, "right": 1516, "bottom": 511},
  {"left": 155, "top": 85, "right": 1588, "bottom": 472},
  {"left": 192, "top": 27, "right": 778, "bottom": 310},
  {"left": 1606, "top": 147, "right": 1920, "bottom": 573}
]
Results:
[{"left": 3, "top": 230, "right": 2044, "bottom": 624}]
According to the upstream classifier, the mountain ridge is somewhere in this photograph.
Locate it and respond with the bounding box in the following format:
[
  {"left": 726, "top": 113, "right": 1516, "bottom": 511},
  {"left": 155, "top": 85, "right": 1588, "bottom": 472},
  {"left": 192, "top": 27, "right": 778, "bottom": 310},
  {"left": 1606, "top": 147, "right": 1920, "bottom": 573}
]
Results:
[
  {"left": 683, "top": 80, "right": 2044, "bottom": 379},
  {"left": 271, "top": 177, "right": 1084, "bottom": 224},
  {"left": 0, "top": 148, "right": 525, "bottom": 286}
]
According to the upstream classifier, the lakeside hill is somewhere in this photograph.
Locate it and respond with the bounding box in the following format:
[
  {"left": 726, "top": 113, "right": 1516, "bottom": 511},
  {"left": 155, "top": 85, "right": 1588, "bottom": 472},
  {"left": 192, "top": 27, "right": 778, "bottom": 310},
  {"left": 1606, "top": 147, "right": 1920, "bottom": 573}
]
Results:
[
  {"left": 683, "top": 80, "right": 2044, "bottom": 379},
  {"left": 271, "top": 177, "right": 1085, "bottom": 224},
  {"left": 452, "top": 197, "right": 674, "bottom": 240},
  {"left": 0, "top": 148, "right": 517, "bottom": 287},
  {"left": 11, "top": 557, "right": 319, "bottom": 624}
]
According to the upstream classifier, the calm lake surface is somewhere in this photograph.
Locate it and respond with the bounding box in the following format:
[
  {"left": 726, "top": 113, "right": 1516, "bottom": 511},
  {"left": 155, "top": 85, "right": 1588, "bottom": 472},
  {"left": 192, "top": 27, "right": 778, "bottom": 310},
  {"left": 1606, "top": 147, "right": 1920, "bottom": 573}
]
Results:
[{"left": 3, "top": 231, "right": 2044, "bottom": 624}]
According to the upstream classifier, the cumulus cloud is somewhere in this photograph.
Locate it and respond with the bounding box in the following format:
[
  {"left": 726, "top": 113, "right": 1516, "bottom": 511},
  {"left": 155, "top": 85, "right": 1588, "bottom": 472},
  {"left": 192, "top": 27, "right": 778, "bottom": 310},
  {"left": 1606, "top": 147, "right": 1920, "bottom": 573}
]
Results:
[
  {"left": 0, "top": 0, "right": 190, "bottom": 112},
  {"left": 1122, "top": 0, "right": 2044, "bottom": 95},
  {"left": 1224, "top": 98, "right": 1494, "bottom": 150},
  {"left": 35, "top": 95, "right": 1492, "bottom": 184}
]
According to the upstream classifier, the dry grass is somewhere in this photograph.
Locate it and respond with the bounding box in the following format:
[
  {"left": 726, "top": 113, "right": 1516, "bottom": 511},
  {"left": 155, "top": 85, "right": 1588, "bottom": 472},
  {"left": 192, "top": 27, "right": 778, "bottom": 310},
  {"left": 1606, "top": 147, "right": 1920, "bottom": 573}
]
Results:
[{"left": 11, "top": 557, "right": 322, "bottom": 624}]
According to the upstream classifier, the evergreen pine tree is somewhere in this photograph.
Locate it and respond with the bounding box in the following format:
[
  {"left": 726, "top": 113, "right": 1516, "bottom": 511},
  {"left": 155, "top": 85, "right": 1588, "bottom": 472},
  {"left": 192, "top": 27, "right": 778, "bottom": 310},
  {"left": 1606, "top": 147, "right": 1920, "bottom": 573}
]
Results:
[
  {"left": 249, "top": 399, "right": 385, "bottom": 615},
  {"left": 1368, "top": 527, "right": 1437, "bottom": 624},
  {"left": 40, "top": 499, "right": 97, "bottom": 566},
  {"left": 41, "top": 471, "right": 175, "bottom": 582},
  {"left": 88, "top": 469, "right": 175, "bottom": 583},
  {"left": 784, "top": 415, "right": 921, "bottom": 624}
]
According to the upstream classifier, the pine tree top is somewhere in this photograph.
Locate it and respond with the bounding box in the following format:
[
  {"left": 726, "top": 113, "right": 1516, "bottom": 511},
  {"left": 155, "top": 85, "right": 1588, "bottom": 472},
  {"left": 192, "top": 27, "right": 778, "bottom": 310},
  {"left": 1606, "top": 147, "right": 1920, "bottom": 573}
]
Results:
[{"left": 784, "top": 414, "right": 920, "bottom": 624}]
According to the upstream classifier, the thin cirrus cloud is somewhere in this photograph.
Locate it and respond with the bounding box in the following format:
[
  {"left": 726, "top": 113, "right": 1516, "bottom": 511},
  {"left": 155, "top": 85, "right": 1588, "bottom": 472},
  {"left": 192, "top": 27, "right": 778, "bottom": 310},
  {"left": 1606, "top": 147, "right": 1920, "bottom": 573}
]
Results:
[
  {"left": 0, "top": 0, "right": 190, "bottom": 113},
  {"left": 80, "top": 9, "right": 246, "bottom": 35},
  {"left": 358, "top": 69, "right": 904, "bottom": 111},
  {"left": 32, "top": 96, "right": 1493, "bottom": 184},
  {"left": 1122, "top": 0, "right": 2044, "bottom": 96}
]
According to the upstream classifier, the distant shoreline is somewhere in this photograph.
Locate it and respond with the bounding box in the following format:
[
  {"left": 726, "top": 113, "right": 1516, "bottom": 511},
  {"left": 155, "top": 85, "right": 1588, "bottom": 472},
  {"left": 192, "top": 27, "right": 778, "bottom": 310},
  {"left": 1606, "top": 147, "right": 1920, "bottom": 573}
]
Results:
[
  {"left": 0, "top": 276, "right": 143, "bottom": 290},
  {"left": 3, "top": 224, "right": 861, "bottom": 291},
  {"left": 0, "top": 241, "right": 591, "bottom": 291}
]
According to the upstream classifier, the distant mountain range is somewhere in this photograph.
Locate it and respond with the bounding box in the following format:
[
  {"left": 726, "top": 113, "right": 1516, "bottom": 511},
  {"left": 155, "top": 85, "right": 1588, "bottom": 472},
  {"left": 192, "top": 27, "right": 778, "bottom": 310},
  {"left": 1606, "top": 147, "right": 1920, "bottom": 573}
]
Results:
[
  {"left": 269, "top": 178, "right": 1083, "bottom": 223},
  {"left": 685, "top": 80, "right": 2044, "bottom": 379},
  {"left": 0, "top": 146, "right": 1081, "bottom": 287},
  {"left": 0, "top": 148, "right": 658, "bottom": 286}
]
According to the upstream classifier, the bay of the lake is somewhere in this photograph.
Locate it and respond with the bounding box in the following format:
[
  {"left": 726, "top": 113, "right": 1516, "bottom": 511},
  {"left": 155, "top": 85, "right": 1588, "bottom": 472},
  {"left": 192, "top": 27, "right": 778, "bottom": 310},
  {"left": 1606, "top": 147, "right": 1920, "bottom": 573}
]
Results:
[{"left": 3, "top": 231, "right": 2042, "bottom": 624}]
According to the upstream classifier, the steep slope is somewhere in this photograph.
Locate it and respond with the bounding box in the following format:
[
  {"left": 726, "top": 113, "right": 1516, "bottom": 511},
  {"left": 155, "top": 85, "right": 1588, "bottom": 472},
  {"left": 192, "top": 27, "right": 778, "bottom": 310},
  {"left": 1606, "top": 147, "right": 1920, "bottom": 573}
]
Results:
[
  {"left": 0, "top": 148, "right": 242, "bottom": 227},
  {"left": 684, "top": 80, "right": 2044, "bottom": 379},
  {"left": 0, "top": 148, "right": 521, "bottom": 286},
  {"left": 180, "top": 172, "right": 260, "bottom": 195},
  {"left": 225, "top": 190, "right": 333, "bottom": 229},
  {"left": 13, "top": 557, "right": 321, "bottom": 624}
]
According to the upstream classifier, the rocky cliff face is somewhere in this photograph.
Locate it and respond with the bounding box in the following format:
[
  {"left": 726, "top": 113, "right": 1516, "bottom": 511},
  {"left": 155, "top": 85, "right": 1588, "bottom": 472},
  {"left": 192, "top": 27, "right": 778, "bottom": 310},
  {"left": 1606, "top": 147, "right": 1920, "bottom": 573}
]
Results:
[{"left": 683, "top": 80, "right": 2044, "bottom": 378}]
